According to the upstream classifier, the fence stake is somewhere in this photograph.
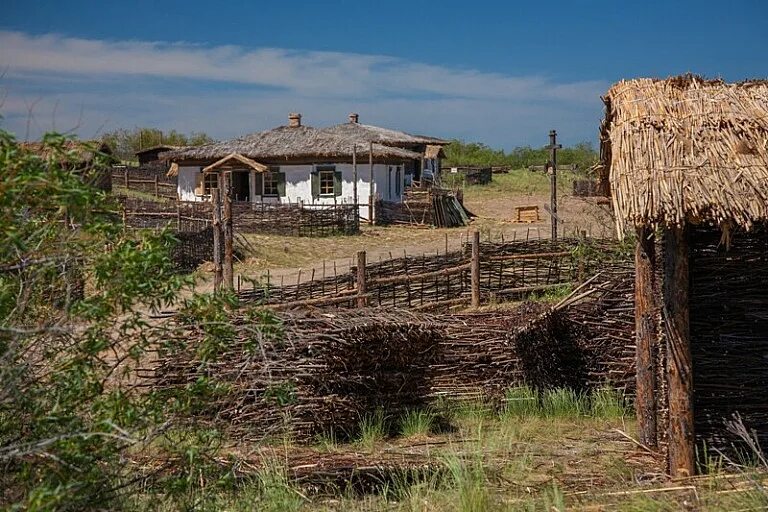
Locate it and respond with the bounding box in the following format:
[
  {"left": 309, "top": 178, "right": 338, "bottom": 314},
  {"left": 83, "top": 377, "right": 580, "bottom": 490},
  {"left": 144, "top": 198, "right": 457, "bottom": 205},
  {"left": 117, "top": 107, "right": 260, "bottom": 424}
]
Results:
[
  {"left": 154, "top": 175, "right": 159, "bottom": 197},
  {"left": 471, "top": 230, "right": 481, "bottom": 307},
  {"left": 222, "top": 172, "right": 234, "bottom": 290},
  {"left": 176, "top": 203, "right": 181, "bottom": 230},
  {"left": 212, "top": 188, "right": 223, "bottom": 292},
  {"left": 356, "top": 250, "right": 367, "bottom": 308}
]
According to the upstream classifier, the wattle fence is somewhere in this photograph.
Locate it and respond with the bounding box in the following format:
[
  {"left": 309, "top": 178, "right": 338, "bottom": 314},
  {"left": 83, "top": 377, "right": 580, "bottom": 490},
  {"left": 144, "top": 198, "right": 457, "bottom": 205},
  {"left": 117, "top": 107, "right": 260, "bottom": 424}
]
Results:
[{"left": 237, "top": 237, "right": 628, "bottom": 311}]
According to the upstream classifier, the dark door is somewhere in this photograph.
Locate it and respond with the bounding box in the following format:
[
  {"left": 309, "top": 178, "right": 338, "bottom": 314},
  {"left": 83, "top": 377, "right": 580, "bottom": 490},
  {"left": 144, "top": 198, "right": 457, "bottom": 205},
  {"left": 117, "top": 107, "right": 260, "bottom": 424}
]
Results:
[{"left": 232, "top": 171, "right": 250, "bottom": 201}]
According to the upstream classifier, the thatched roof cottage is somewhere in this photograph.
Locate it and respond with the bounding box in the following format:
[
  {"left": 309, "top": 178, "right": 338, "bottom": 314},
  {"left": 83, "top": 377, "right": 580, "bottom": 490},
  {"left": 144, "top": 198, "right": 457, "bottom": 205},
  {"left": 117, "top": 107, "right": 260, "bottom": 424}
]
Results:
[
  {"left": 163, "top": 113, "right": 447, "bottom": 220},
  {"left": 598, "top": 75, "right": 768, "bottom": 476}
]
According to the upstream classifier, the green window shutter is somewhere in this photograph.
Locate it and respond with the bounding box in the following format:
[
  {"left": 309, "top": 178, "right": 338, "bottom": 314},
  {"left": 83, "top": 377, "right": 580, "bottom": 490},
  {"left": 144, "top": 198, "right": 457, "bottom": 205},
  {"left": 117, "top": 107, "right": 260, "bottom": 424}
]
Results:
[
  {"left": 334, "top": 170, "right": 342, "bottom": 197},
  {"left": 276, "top": 172, "right": 286, "bottom": 197},
  {"left": 253, "top": 172, "right": 263, "bottom": 196},
  {"left": 310, "top": 171, "right": 320, "bottom": 199}
]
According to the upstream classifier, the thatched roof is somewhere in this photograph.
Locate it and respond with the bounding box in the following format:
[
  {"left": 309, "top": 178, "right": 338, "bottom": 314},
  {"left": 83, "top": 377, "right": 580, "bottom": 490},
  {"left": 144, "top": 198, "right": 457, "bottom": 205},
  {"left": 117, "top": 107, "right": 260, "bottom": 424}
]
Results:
[
  {"left": 598, "top": 75, "right": 768, "bottom": 237},
  {"left": 162, "top": 124, "right": 423, "bottom": 162},
  {"left": 135, "top": 144, "right": 183, "bottom": 156},
  {"left": 320, "top": 121, "right": 450, "bottom": 147},
  {"left": 425, "top": 144, "right": 446, "bottom": 159},
  {"left": 21, "top": 140, "right": 115, "bottom": 166}
]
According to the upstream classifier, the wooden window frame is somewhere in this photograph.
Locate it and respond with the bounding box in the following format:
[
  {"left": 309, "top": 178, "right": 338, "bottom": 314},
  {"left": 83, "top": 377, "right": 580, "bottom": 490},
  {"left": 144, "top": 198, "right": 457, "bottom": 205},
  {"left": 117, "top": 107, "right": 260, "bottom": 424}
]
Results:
[
  {"left": 263, "top": 171, "right": 279, "bottom": 197},
  {"left": 203, "top": 172, "right": 218, "bottom": 195},
  {"left": 319, "top": 169, "right": 335, "bottom": 196}
]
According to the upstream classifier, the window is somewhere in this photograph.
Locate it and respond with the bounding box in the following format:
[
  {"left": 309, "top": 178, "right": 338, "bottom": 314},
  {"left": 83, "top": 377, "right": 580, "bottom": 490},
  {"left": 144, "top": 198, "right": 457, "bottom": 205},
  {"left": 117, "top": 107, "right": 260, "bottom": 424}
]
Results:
[
  {"left": 311, "top": 166, "right": 340, "bottom": 198},
  {"left": 203, "top": 172, "right": 218, "bottom": 194},
  {"left": 263, "top": 172, "right": 279, "bottom": 197},
  {"left": 319, "top": 170, "right": 335, "bottom": 196}
]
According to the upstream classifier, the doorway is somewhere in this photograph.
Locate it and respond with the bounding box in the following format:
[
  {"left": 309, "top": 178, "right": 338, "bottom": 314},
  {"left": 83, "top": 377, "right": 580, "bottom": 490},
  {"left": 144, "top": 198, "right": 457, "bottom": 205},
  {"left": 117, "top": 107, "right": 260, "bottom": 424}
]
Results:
[{"left": 232, "top": 171, "right": 250, "bottom": 201}]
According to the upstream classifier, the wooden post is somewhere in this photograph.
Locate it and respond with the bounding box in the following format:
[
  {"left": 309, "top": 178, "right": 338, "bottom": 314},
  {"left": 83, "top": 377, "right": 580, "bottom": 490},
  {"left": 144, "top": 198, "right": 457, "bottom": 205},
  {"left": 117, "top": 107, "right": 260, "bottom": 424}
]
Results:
[
  {"left": 352, "top": 144, "right": 358, "bottom": 217},
  {"left": 471, "top": 230, "right": 480, "bottom": 307},
  {"left": 154, "top": 175, "right": 159, "bottom": 197},
  {"left": 635, "top": 226, "right": 658, "bottom": 448},
  {"left": 212, "top": 188, "right": 223, "bottom": 292},
  {"left": 222, "top": 172, "right": 234, "bottom": 290},
  {"left": 368, "top": 142, "right": 374, "bottom": 224},
  {"left": 176, "top": 203, "right": 181, "bottom": 231},
  {"left": 356, "top": 250, "right": 367, "bottom": 308},
  {"left": 546, "top": 130, "right": 562, "bottom": 240},
  {"left": 663, "top": 225, "right": 694, "bottom": 477},
  {"left": 124, "top": 169, "right": 129, "bottom": 188}
]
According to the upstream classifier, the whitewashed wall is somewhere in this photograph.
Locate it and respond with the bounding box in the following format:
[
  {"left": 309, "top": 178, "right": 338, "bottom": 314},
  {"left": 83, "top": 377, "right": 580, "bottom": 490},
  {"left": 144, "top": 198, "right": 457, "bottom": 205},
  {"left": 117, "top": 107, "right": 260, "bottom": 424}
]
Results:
[{"left": 176, "top": 162, "right": 405, "bottom": 221}]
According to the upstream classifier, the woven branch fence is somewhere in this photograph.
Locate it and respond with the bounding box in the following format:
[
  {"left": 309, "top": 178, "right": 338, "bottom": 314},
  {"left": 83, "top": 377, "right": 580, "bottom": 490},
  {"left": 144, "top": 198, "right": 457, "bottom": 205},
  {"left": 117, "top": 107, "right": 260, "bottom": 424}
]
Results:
[
  {"left": 145, "top": 267, "right": 635, "bottom": 443},
  {"left": 239, "top": 237, "right": 627, "bottom": 311},
  {"left": 118, "top": 196, "right": 358, "bottom": 237},
  {"left": 112, "top": 166, "right": 177, "bottom": 199}
]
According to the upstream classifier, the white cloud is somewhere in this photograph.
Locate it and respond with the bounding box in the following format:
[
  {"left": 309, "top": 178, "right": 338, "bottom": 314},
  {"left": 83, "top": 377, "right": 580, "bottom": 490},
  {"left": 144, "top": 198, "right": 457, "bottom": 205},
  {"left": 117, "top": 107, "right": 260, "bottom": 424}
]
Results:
[{"left": 0, "top": 30, "right": 607, "bottom": 147}]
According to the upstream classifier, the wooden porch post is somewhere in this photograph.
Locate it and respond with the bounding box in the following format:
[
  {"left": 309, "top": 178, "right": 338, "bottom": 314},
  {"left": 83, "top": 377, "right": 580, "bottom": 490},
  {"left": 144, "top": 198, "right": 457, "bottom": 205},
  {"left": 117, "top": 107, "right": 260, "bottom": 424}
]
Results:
[
  {"left": 635, "top": 226, "right": 658, "bottom": 448},
  {"left": 663, "top": 225, "right": 695, "bottom": 477}
]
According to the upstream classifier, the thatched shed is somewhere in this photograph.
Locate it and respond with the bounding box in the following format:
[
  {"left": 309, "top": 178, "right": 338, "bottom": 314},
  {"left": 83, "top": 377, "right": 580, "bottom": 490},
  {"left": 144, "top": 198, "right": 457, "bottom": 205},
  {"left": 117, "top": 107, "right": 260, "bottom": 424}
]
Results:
[
  {"left": 21, "top": 139, "right": 115, "bottom": 192},
  {"left": 598, "top": 75, "right": 768, "bottom": 476}
]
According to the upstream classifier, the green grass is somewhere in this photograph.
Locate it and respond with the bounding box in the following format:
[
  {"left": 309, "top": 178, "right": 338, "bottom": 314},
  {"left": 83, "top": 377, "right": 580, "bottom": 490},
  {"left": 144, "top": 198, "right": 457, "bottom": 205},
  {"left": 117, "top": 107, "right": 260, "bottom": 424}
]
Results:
[
  {"left": 502, "top": 385, "right": 540, "bottom": 418},
  {"left": 399, "top": 409, "right": 435, "bottom": 438},
  {"left": 357, "top": 409, "right": 387, "bottom": 450},
  {"left": 501, "top": 385, "right": 628, "bottom": 420},
  {"left": 456, "top": 169, "right": 580, "bottom": 199}
]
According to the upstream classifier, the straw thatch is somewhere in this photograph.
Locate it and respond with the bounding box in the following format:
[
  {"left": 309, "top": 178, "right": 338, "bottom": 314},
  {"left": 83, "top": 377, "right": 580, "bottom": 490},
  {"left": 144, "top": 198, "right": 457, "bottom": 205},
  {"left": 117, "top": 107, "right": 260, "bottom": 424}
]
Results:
[
  {"left": 319, "top": 121, "right": 450, "bottom": 147},
  {"left": 424, "top": 144, "right": 446, "bottom": 159},
  {"left": 21, "top": 140, "right": 115, "bottom": 165},
  {"left": 597, "top": 75, "right": 768, "bottom": 237},
  {"left": 162, "top": 124, "right": 423, "bottom": 163}
]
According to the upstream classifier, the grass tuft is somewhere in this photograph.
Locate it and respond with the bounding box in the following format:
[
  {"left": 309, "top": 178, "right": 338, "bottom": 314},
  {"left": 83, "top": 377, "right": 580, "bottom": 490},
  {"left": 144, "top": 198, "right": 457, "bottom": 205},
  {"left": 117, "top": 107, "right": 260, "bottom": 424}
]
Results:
[
  {"left": 400, "top": 409, "right": 435, "bottom": 438},
  {"left": 541, "top": 388, "right": 588, "bottom": 417},
  {"left": 357, "top": 409, "right": 387, "bottom": 450},
  {"left": 502, "top": 385, "right": 540, "bottom": 418},
  {"left": 590, "top": 386, "right": 627, "bottom": 418}
]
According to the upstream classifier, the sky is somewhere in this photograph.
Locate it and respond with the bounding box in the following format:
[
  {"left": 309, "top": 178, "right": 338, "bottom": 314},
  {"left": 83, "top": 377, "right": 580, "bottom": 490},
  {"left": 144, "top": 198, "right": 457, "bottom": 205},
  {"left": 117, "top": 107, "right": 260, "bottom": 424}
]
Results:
[{"left": 1, "top": 0, "right": 766, "bottom": 149}]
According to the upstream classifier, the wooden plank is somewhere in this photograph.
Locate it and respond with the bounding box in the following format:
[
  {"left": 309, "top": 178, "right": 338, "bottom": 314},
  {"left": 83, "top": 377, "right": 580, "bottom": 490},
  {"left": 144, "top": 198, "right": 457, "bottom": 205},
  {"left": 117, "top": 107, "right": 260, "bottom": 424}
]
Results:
[
  {"left": 635, "top": 227, "right": 658, "bottom": 448},
  {"left": 212, "top": 188, "right": 223, "bottom": 292},
  {"left": 663, "top": 225, "right": 694, "bottom": 477}
]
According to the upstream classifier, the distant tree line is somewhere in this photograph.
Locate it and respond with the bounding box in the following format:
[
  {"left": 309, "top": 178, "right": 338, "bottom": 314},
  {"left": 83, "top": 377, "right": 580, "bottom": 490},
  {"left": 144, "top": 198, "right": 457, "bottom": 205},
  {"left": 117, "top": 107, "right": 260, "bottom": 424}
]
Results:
[
  {"left": 102, "top": 127, "right": 214, "bottom": 161},
  {"left": 443, "top": 140, "right": 598, "bottom": 171}
]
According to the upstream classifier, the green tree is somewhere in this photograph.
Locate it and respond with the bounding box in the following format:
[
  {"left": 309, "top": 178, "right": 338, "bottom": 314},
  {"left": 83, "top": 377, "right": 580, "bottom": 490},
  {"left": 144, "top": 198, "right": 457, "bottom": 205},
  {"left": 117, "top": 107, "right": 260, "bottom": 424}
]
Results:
[
  {"left": 101, "top": 127, "right": 214, "bottom": 161},
  {"left": 0, "top": 130, "right": 251, "bottom": 510}
]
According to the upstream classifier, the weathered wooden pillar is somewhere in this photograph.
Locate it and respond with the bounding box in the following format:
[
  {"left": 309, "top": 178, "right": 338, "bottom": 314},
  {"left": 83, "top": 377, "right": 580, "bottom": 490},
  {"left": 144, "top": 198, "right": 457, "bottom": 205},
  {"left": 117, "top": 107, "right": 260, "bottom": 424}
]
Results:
[
  {"left": 635, "top": 226, "right": 658, "bottom": 448},
  {"left": 663, "top": 225, "right": 694, "bottom": 477},
  {"left": 368, "top": 142, "right": 375, "bottom": 224},
  {"left": 212, "top": 187, "right": 223, "bottom": 292},
  {"left": 356, "top": 250, "right": 367, "bottom": 308},
  {"left": 471, "top": 230, "right": 481, "bottom": 307},
  {"left": 222, "top": 172, "right": 234, "bottom": 290}
]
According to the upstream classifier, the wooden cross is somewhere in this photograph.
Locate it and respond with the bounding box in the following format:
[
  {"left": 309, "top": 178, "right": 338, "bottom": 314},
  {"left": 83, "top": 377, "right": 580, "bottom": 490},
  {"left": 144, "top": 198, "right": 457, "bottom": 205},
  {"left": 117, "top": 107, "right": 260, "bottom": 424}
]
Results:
[{"left": 545, "top": 130, "right": 562, "bottom": 240}]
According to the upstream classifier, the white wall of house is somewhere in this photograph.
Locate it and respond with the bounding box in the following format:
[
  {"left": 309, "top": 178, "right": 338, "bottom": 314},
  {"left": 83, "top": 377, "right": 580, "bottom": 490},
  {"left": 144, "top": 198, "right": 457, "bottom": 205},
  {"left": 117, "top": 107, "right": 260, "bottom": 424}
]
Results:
[{"left": 176, "top": 162, "right": 405, "bottom": 220}]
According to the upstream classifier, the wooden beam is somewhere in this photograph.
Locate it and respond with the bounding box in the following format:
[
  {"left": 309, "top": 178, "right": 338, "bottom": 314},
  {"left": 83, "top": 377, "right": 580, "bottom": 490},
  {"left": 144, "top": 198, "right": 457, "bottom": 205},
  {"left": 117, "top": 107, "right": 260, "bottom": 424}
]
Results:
[
  {"left": 471, "top": 230, "right": 481, "bottom": 307},
  {"left": 635, "top": 226, "right": 658, "bottom": 448},
  {"left": 663, "top": 225, "right": 695, "bottom": 477},
  {"left": 356, "top": 250, "right": 367, "bottom": 308}
]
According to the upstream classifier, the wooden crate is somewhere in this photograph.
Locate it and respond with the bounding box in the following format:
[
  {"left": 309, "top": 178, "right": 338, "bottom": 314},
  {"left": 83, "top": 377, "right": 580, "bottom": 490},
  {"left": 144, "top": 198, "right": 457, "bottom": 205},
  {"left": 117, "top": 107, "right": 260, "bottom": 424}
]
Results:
[{"left": 515, "top": 205, "right": 540, "bottom": 223}]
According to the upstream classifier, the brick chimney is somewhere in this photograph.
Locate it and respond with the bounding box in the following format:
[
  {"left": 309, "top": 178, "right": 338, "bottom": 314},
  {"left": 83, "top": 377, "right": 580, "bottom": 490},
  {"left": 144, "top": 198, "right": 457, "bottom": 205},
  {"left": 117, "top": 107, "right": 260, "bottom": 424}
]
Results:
[
  {"left": 288, "top": 113, "right": 302, "bottom": 127},
  {"left": 348, "top": 112, "right": 359, "bottom": 124}
]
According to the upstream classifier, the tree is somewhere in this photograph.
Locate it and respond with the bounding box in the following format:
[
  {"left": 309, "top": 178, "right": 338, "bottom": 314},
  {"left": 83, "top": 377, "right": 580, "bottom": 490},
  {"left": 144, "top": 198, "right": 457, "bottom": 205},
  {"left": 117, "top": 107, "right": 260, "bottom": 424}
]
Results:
[{"left": 101, "top": 127, "right": 214, "bottom": 161}]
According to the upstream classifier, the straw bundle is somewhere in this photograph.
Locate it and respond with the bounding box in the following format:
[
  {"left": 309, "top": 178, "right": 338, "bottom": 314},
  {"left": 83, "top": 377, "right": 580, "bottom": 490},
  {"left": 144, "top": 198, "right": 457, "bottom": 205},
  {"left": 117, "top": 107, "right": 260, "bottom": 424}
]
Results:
[{"left": 597, "top": 75, "right": 768, "bottom": 237}]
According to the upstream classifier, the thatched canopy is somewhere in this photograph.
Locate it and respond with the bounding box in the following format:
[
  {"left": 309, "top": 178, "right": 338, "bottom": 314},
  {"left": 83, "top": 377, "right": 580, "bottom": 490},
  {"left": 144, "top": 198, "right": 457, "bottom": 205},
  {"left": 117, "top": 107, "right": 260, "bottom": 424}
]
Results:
[
  {"left": 425, "top": 145, "right": 446, "bottom": 159},
  {"left": 320, "top": 121, "right": 450, "bottom": 147},
  {"left": 135, "top": 144, "right": 183, "bottom": 157},
  {"left": 202, "top": 153, "right": 268, "bottom": 173},
  {"left": 162, "top": 124, "right": 423, "bottom": 163},
  {"left": 597, "top": 75, "right": 768, "bottom": 237}
]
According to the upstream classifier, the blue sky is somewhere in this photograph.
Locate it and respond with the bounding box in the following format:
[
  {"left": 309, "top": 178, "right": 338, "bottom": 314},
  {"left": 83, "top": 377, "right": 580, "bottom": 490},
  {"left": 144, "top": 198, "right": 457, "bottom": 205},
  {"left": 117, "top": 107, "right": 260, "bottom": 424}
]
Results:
[{"left": 1, "top": 0, "right": 766, "bottom": 148}]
